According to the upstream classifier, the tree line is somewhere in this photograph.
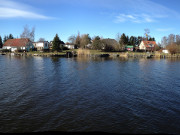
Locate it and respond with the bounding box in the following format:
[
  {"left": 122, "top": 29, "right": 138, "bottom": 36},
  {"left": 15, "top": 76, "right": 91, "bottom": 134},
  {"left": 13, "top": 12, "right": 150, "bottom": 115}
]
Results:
[
  {"left": 1, "top": 27, "right": 157, "bottom": 52},
  {"left": 66, "top": 31, "right": 155, "bottom": 52},
  {"left": 0, "top": 34, "right": 14, "bottom": 48}
]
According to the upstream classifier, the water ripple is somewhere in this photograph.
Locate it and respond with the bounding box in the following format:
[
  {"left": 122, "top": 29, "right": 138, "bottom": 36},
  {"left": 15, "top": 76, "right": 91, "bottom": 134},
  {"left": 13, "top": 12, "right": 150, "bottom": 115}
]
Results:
[{"left": 0, "top": 56, "right": 180, "bottom": 134}]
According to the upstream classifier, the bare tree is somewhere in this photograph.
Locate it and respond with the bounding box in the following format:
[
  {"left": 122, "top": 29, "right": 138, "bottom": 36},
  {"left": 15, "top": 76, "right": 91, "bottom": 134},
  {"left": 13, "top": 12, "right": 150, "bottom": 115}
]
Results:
[
  {"left": 68, "top": 35, "right": 76, "bottom": 44},
  {"left": 166, "top": 43, "right": 178, "bottom": 54},
  {"left": 161, "top": 36, "right": 168, "bottom": 47},
  {"left": 80, "top": 34, "right": 91, "bottom": 49},
  {"left": 176, "top": 35, "right": 180, "bottom": 45},
  {"left": 20, "top": 25, "right": 35, "bottom": 41},
  {"left": 168, "top": 34, "right": 175, "bottom": 45},
  {"left": 144, "top": 28, "right": 150, "bottom": 41},
  {"left": 30, "top": 27, "right": 35, "bottom": 42},
  {"left": 38, "top": 38, "right": 46, "bottom": 42},
  {"left": 115, "top": 33, "right": 121, "bottom": 42}
]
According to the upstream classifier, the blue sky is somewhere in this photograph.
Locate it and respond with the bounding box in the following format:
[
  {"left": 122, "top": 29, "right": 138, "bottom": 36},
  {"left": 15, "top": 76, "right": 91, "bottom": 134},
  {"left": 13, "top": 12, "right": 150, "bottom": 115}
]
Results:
[{"left": 0, "top": 0, "right": 180, "bottom": 43}]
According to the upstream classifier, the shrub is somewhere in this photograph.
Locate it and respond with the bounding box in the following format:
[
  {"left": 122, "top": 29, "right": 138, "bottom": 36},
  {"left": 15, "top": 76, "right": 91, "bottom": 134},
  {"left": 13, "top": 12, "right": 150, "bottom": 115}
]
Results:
[
  {"left": 62, "top": 46, "right": 69, "bottom": 50},
  {"left": 42, "top": 49, "right": 50, "bottom": 52},
  {"left": 2, "top": 49, "right": 11, "bottom": 52},
  {"left": 166, "top": 43, "right": 178, "bottom": 54}
]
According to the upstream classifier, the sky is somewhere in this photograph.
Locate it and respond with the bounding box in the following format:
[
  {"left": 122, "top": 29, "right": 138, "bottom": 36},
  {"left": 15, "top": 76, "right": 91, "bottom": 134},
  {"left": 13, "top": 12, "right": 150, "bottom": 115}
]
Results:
[{"left": 0, "top": 0, "right": 180, "bottom": 43}]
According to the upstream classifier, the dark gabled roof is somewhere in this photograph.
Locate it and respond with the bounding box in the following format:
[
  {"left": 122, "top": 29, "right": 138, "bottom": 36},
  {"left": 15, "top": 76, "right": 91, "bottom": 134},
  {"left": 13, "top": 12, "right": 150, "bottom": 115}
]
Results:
[
  {"left": 3, "top": 38, "right": 31, "bottom": 47},
  {"left": 102, "top": 38, "right": 118, "bottom": 46}
]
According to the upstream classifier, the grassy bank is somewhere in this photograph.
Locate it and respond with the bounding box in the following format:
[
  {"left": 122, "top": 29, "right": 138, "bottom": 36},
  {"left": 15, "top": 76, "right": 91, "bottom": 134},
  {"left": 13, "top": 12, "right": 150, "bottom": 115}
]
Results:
[{"left": 1, "top": 49, "right": 180, "bottom": 58}]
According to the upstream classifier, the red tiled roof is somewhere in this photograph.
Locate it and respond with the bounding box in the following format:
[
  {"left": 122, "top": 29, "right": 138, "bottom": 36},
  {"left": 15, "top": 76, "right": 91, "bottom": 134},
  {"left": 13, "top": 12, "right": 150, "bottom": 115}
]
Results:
[
  {"left": 3, "top": 38, "right": 30, "bottom": 47},
  {"left": 143, "top": 41, "right": 157, "bottom": 47}
]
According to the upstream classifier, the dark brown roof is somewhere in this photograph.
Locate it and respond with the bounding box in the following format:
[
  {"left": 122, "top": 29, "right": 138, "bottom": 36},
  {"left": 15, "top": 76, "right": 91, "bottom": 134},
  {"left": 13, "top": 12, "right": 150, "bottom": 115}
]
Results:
[{"left": 3, "top": 38, "right": 31, "bottom": 47}]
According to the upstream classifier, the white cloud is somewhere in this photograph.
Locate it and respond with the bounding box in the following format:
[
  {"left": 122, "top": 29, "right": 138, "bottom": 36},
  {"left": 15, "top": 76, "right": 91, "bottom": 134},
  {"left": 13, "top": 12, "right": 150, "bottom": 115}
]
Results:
[
  {"left": 114, "top": 14, "right": 155, "bottom": 23},
  {"left": 0, "top": 0, "right": 53, "bottom": 19},
  {"left": 112, "top": 0, "right": 180, "bottom": 24}
]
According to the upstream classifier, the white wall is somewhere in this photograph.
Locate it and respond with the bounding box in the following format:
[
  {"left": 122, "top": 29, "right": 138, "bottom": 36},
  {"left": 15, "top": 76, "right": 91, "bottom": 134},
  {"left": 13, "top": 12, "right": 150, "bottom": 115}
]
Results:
[
  {"left": 64, "top": 45, "right": 75, "bottom": 49},
  {"left": 3, "top": 46, "right": 11, "bottom": 50},
  {"left": 139, "top": 42, "right": 145, "bottom": 50},
  {"left": 162, "top": 50, "right": 169, "bottom": 54},
  {"left": 33, "top": 42, "right": 49, "bottom": 49}
]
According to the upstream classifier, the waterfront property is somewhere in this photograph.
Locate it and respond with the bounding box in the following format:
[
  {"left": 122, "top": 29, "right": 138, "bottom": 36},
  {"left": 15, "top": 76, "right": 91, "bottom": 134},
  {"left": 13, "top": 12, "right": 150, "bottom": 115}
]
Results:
[
  {"left": 33, "top": 41, "right": 49, "bottom": 51},
  {"left": 162, "top": 49, "right": 169, "bottom": 54},
  {"left": 3, "top": 38, "right": 34, "bottom": 52},
  {"left": 139, "top": 41, "right": 157, "bottom": 52},
  {"left": 125, "top": 45, "right": 134, "bottom": 51},
  {"left": 64, "top": 44, "right": 75, "bottom": 49}
]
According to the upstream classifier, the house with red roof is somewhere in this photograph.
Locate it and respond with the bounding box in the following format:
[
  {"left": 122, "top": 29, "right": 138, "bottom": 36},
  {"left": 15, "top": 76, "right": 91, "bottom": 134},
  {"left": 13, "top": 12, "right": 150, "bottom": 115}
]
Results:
[
  {"left": 3, "top": 38, "right": 34, "bottom": 52},
  {"left": 139, "top": 41, "right": 158, "bottom": 52}
]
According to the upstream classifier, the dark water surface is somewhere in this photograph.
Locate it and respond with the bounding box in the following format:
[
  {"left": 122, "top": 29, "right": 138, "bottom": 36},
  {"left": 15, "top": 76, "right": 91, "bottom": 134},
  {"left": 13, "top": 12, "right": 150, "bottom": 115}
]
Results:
[{"left": 0, "top": 55, "right": 180, "bottom": 134}]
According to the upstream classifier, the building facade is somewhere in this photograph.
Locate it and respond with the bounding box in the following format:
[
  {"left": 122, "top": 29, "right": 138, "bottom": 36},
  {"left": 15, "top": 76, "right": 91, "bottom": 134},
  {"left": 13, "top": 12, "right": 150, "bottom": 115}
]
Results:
[
  {"left": 64, "top": 44, "right": 75, "bottom": 49},
  {"left": 33, "top": 41, "right": 49, "bottom": 51},
  {"left": 3, "top": 38, "right": 34, "bottom": 52},
  {"left": 139, "top": 41, "right": 157, "bottom": 52}
]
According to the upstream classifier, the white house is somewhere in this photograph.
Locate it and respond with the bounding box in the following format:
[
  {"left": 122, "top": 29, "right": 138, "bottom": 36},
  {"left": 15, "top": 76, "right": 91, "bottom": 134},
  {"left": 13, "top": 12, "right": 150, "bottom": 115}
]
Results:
[
  {"left": 139, "top": 41, "right": 158, "bottom": 52},
  {"left": 3, "top": 38, "right": 34, "bottom": 52},
  {"left": 64, "top": 44, "right": 75, "bottom": 49},
  {"left": 33, "top": 41, "right": 49, "bottom": 51},
  {"left": 162, "top": 49, "right": 169, "bottom": 54}
]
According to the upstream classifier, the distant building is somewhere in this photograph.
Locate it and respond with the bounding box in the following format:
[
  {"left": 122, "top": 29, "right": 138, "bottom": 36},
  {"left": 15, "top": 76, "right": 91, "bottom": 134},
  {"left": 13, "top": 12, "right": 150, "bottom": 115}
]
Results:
[
  {"left": 139, "top": 41, "right": 158, "bottom": 52},
  {"left": 3, "top": 38, "right": 34, "bottom": 52},
  {"left": 101, "top": 38, "right": 118, "bottom": 50},
  {"left": 162, "top": 49, "right": 169, "bottom": 54},
  {"left": 64, "top": 44, "right": 75, "bottom": 49},
  {"left": 86, "top": 43, "right": 92, "bottom": 49},
  {"left": 125, "top": 45, "right": 134, "bottom": 51},
  {"left": 33, "top": 41, "right": 49, "bottom": 51}
]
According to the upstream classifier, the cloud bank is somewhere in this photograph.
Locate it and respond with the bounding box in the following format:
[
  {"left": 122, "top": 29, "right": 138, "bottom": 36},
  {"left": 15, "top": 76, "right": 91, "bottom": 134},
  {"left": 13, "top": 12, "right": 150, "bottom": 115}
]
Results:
[{"left": 0, "top": 0, "right": 52, "bottom": 19}]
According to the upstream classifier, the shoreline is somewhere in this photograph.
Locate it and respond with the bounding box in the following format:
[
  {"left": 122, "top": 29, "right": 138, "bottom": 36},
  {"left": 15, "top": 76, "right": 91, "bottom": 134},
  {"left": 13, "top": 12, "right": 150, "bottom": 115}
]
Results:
[{"left": 1, "top": 52, "right": 180, "bottom": 59}]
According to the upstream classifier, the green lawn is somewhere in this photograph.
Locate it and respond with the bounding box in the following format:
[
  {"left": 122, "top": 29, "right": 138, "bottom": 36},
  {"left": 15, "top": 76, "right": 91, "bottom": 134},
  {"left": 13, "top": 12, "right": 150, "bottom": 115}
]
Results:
[{"left": 23, "top": 49, "right": 180, "bottom": 56}]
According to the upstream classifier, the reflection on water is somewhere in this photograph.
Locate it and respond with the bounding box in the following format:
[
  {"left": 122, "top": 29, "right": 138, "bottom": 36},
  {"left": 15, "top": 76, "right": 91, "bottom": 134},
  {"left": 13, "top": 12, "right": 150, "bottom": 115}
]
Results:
[{"left": 0, "top": 55, "right": 180, "bottom": 134}]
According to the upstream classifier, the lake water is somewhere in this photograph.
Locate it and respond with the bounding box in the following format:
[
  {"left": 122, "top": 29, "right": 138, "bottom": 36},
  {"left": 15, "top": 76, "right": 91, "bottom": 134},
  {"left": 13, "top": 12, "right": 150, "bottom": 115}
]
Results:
[{"left": 0, "top": 55, "right": 180, "bottom": 134}]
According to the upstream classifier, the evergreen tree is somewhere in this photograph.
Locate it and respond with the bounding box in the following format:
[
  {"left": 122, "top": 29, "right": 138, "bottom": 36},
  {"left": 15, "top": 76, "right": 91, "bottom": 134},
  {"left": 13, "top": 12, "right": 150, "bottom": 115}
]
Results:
[
  {"left": 0, "top": 36, "right": 3, "bottom": 48},
  {"left": 148, "top": 37, "right": 155, "bottom": 41},
  {"left": 137, "top": 36, "right": 143, "bottom": 45},
  {"left": 52, "top": 34, "right": 63, "bottom": 51},
  {"left": 8, "top": 34, "right": 14, "bottom": 39},
  {"left": 75, "top": 32, "right": 81, "bottom": 48},
  {"left": 134, "top": 37, "right": 138, "bottom": 46},
  {"left": 129, "top": 36, "right": 135, "bottom": 45},
  {"left": 119, "top": 33, "right": 127, "bottom": 50},
  {"left": 126, "top": 36, "right": 130, "bottom": 45},
  {"left": 3, "top": 35, "right": 8, "bottom": 44},
  {"left": 92, "top": 36, "right": 102, "bottom": 50}
]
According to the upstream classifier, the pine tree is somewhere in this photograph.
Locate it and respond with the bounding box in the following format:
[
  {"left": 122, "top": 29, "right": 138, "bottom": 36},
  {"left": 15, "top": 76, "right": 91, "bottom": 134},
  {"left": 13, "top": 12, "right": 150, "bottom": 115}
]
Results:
[
  {"left": 52, "top": 34, "right": 62, "bottom": 51},
  {"left": 3, "top": 35, "right": 8, "bottom": 44},
  {"left": 0, "top": 36, "right": 3, "bottom": 48},
  {"left": 8, "top": 34, "right": 14, "bottom": 39},
  {"left": 92, "top": 36, "right": 102, "bottom": 50},
  {"left": 75, "top": 32, "right": 81, "bottom": 48},
  {"left": 119, "top": 33, "right": 127, "bottom": 50},
  {"left": 126, "top": 36, "right": 129, "bottom": 45}
]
